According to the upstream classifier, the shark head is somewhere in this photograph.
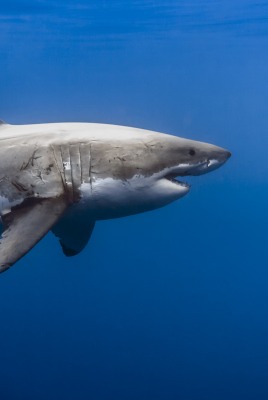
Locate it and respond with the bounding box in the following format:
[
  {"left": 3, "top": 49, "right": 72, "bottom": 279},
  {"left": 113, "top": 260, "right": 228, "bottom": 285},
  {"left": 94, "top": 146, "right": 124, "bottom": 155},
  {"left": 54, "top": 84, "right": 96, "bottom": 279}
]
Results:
[
  {"left": 83, "top": 129, "right": 231, "bottom": 219},
  {"left": 153, "top": 135, "right": 231, "bottom": 193}
]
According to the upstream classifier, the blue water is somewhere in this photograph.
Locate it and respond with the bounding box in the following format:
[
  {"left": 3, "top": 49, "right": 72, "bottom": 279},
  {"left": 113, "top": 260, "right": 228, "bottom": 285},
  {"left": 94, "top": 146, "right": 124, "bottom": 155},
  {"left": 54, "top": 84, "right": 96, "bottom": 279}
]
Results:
[{"left": 1, "top": 1, "right": 268, "bottom": 399}]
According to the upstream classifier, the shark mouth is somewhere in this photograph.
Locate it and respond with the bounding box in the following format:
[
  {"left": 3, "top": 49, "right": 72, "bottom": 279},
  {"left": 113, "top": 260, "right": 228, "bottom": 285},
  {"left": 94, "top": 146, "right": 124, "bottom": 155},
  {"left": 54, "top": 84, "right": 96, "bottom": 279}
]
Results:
[
  {"left": 163, "top": 158, "right": 227, "bottom": 190},
  {"left": 165, "top": 174, "right": 191, "bottom": 189}
]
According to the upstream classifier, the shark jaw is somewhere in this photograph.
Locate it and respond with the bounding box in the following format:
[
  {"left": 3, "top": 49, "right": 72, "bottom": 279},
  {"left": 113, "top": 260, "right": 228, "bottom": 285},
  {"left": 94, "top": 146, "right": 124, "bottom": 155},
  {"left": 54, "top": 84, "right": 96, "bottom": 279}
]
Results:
[{"left": 162, "top": 152, "right": 231, "bottom": 194}]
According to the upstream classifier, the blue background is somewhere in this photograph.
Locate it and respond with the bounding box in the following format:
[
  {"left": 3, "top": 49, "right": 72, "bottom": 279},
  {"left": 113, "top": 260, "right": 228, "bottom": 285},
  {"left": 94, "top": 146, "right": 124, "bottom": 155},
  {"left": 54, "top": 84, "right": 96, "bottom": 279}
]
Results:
[{"left": 1, "top": 1, "right": 268, "bottom": 399}]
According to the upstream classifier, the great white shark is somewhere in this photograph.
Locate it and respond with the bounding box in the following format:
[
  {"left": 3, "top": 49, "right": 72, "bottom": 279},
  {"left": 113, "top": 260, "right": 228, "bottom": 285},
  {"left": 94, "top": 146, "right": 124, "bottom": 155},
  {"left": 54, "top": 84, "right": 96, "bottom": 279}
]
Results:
[{"left": 0, "top": 121, "right": 231, "bottom": 273}]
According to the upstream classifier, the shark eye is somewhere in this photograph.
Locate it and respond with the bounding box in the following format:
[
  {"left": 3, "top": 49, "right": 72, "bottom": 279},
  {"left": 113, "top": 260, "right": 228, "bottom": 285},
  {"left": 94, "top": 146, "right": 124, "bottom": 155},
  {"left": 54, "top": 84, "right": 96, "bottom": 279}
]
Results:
[{"left": 189, "top": 149, "right": 196, "bottom": 156}]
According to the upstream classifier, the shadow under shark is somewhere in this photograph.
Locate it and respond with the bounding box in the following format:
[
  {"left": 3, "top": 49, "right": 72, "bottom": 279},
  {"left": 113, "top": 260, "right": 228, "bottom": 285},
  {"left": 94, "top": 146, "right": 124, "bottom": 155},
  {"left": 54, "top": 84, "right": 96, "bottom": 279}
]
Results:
[{"left": 0, "top": 121, "right": 231, "bottom": 273}]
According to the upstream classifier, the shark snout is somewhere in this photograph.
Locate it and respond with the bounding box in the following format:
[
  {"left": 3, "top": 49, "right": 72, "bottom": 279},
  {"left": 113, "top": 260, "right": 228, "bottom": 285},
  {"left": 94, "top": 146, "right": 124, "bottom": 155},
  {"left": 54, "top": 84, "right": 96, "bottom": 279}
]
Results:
[
  {"left": 211, "top": 146, "right": 231, "bottom": 170},
  {"left": 187, "top": 145, "right": 231, "bottom": 176},
  {"left": 217, "top": 147, "right": 231, "bottom": 163}
]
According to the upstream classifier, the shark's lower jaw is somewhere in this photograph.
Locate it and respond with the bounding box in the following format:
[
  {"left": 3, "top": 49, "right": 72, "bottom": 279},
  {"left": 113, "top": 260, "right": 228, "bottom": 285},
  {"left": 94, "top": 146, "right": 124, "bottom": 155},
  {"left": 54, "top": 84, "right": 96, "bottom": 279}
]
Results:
[
  {"left": 165, "top": 175, "right": 191, "bottom": 190},
  {"left": 165, "top": 173, "right": 191, "bottom": 191}
]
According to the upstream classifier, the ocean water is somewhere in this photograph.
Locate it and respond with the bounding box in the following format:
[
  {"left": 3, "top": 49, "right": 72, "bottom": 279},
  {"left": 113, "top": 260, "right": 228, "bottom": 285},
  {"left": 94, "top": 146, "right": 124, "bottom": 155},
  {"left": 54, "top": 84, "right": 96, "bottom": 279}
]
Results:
[{"left": 1, "top": 1, "right": 268, "bottom": 399}]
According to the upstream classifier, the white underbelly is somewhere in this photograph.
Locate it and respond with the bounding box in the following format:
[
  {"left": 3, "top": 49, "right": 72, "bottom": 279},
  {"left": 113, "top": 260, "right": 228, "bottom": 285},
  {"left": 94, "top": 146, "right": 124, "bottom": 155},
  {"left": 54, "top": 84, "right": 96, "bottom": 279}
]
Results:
[{"left": 78, "top": 174, "right": 186, "bottom": 220}]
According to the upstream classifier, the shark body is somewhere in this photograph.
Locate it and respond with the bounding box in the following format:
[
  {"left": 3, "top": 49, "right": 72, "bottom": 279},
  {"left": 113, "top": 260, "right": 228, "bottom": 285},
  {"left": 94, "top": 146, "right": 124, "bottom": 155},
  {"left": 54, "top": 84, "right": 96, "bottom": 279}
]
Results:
[{"left": 0, "top": 121, "right": 231, "bottom": 272}]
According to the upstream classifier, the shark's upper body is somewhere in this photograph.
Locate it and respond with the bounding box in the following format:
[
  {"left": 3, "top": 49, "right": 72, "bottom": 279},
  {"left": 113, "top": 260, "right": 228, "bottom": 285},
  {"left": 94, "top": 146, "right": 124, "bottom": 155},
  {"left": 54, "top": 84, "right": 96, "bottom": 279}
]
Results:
[{"left": 0, "top": 121, "right": 231, "bottom": 272}]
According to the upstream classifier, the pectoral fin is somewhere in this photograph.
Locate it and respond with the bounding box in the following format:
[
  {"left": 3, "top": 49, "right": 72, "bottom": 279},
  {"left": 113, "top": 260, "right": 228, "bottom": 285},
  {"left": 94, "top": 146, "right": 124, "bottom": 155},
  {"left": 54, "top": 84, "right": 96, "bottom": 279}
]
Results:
[
  {"left": 0, "top": 197, "right": 67, "bottom": 273},
  {"left": 52, "top": 211, "right": 95, "bottom": 257}
]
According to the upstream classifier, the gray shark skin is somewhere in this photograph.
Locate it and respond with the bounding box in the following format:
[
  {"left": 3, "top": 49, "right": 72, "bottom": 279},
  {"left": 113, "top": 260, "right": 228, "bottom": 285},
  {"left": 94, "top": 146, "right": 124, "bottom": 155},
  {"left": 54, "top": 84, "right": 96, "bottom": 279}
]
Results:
[{"left": 0, "top": 121, "right": 231, "bottom": 273}]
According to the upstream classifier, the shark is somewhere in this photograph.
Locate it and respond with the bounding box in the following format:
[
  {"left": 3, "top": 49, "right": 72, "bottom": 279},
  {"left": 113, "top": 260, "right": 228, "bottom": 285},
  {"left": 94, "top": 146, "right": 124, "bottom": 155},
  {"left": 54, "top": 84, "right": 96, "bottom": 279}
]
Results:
[{"left": 0, "top": 121, "right": 231, "bottom": 273}]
